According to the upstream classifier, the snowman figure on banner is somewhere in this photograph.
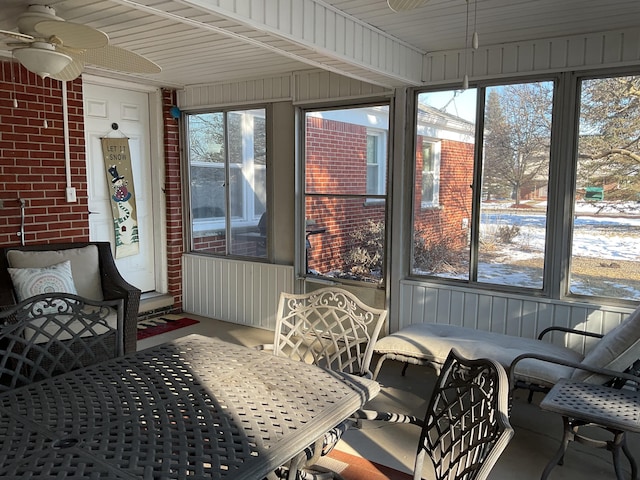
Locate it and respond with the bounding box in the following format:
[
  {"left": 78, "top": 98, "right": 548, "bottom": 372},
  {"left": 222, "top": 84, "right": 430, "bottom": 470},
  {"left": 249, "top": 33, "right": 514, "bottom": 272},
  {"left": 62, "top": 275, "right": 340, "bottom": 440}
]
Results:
[{"left": 108, "top": 165, "right": 139, "bottom": 248}]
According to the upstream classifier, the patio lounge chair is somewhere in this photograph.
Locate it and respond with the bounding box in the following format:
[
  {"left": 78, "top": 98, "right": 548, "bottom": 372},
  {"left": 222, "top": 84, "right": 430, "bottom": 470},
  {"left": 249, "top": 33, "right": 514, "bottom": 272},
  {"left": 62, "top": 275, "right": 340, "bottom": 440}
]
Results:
[
  {"left": 372, "top": 303, "right": 640, "bottom": 396},
  {"left": 0, "top": 293, "right": 124, "bottom": 392}
]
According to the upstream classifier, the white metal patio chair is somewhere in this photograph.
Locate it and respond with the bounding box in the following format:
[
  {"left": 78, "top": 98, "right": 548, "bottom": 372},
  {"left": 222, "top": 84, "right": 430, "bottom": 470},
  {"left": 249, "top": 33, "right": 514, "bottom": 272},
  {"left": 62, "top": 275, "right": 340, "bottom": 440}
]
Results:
[
  {"left": 261, "top": 287, "right": 387, "bottom": 378},
  {"left": 0, "top": 293, "right": 124, "bottom": 392},
  {"left": 259, "top": 287, "right": 388, "bottom": 479}
]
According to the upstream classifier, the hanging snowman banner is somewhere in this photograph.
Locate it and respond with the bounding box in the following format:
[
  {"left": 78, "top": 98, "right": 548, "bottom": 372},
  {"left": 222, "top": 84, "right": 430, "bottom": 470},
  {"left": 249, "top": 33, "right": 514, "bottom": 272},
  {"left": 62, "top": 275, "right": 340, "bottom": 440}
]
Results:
[{"left": 101, "top": 137, "right": 139, "bottom": 258}]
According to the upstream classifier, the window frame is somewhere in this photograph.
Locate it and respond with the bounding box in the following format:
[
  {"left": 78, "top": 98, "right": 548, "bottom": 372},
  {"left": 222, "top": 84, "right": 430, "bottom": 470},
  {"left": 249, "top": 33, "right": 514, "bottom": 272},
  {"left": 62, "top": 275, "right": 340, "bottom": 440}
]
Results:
[
  {"left": 408, "top": 68, "right": 640, "bottom": 307},
  {"left": 300, "top": 102, "right": 390, "bottom": 287},
  {"left": 185, "top": 105, "right": 269, "bottom": 259}
]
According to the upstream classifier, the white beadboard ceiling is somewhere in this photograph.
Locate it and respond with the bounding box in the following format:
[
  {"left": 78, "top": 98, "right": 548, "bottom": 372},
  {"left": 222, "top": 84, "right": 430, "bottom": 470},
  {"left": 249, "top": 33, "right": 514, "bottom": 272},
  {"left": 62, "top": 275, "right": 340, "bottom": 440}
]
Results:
[{"left": 1, "top": 0, "right": 639, "bottom": 89}]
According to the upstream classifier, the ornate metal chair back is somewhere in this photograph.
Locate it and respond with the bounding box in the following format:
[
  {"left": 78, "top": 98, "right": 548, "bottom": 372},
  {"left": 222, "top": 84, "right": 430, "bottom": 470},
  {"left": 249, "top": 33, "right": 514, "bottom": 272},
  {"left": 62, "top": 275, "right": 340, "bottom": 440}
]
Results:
[
  {"left": 274, "top": 288, "right": 387, "bottom": 377},
  {"left": 416, "top": 348, "right": 514, "bottom": 480},
  {"left": 0, "top": 293, "right": 124, "bottom": 392}
]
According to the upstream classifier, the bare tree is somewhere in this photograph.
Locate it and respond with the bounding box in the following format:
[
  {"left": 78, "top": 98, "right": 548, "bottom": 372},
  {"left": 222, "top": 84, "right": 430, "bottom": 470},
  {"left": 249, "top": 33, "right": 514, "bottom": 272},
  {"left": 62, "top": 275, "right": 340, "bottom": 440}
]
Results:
[
  {"left": 483, "top": 83, "right": 553, "bottom": 205},
  {"left": 578, "top": 76, "right": 640, "bottom": 201}
]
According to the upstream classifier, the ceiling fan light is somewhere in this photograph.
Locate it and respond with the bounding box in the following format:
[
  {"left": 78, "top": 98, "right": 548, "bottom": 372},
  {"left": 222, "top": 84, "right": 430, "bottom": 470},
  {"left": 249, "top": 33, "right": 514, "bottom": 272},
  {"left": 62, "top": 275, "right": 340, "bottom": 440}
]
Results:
[{"left": 13, "top": 43, "right": 72, "bottom": 78}]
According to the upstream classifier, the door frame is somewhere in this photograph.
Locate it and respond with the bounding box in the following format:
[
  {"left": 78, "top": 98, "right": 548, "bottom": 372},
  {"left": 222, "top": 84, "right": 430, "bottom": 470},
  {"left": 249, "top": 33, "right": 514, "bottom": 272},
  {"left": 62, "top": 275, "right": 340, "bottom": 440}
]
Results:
[{"left": 82, "top": 74, "right": 168, "bottom": 294}]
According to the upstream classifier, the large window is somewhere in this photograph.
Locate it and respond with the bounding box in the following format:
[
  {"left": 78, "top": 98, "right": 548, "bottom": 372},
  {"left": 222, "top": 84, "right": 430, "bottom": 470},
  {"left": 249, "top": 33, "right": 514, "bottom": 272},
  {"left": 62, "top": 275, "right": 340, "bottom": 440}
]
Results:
[
  {"left": 412, "top": 82, "right": 553, "bottom": 291},
  {"left": 411, "top": 73, "right": 640, "bottom": 303},
  {"left": 571, "top": 74, "right": 640, "bottom": 300},
  {"left": 304, "top": 105, "right": 389, "bottom": 284},
  {"left": 187, "top": 108, "right": 267, "bottom": 258}
]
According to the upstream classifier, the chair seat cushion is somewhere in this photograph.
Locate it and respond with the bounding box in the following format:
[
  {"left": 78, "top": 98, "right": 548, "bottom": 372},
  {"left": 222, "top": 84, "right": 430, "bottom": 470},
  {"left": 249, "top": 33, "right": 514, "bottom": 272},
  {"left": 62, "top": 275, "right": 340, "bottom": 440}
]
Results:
[{"left": 374, "top": 323, "right": 583, "bottom": 387}]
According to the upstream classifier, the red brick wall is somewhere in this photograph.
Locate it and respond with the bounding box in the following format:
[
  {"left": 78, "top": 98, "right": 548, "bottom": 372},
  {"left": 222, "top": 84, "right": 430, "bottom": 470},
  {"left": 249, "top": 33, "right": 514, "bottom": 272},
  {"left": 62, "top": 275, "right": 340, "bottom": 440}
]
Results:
[
  {"left": 0, "top": 61, "right": 89, "bottom": 245},
  {"left": 162, "top": 89, "right": 183, "bottom": 310},
  {"left": 413, "top": 137, "right": 473, "bottom": 248},
  {"left": 305, "top": 116, "right": 385, "bottom": 275}
]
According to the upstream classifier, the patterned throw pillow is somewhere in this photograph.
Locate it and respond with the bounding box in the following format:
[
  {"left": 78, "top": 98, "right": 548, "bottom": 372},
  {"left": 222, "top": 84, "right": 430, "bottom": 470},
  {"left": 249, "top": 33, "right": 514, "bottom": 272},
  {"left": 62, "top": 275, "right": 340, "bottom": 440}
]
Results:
[{"left": 8, "top": 260, "right": 78, "bottom": 302}]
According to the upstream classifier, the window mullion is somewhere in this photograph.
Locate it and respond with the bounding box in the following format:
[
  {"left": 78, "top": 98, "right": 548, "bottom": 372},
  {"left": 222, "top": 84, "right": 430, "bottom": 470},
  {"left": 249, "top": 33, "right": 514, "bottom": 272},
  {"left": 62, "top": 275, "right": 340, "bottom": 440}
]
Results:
[
  {"left": 469, "top": 86, "right": 486, "bottom": 283},
  {"left": 223, "top": 112, "right": 232, "bottom": 255}
]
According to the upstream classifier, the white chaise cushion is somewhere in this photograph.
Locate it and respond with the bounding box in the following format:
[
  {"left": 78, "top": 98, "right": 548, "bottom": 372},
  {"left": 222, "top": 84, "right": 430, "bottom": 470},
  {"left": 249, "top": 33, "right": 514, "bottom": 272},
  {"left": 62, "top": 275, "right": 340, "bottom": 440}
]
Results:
[
  {"left": 374, "top": 323, "right": 583, "bottom": 387},
  {"left": 7, "top": 245, "right": 103, "bottom": 301}
]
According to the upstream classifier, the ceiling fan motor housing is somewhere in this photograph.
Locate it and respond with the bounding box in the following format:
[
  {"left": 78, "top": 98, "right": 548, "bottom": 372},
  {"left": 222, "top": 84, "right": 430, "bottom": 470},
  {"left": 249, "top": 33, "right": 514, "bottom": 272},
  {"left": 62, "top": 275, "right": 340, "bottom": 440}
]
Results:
[{"left": 17, "top": 5, "right": 63, "bottom": 37}]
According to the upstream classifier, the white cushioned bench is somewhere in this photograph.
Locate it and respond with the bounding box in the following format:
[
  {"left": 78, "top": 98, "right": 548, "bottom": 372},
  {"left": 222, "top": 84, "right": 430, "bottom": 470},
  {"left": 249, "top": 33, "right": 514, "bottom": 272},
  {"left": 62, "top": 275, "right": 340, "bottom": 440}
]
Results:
[{"left": 373, "top": 309, "right": 640, "bottom": 391}]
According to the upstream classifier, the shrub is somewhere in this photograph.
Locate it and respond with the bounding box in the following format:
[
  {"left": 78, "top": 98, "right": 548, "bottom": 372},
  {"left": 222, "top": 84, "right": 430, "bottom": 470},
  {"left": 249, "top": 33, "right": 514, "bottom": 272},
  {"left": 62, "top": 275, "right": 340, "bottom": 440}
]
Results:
[
  {"left": 342, "top": 220, "right": 384, "bottom": 282},
  {"left": 413, "top": 228, "right": 467, "bottom": 274}
]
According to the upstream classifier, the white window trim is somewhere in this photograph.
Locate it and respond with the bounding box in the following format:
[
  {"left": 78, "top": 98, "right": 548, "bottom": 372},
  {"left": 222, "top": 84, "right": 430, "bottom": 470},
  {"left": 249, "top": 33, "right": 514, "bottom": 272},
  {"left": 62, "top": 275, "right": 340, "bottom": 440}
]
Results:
[
  {"left": 367, "top": 129, "right": 387, "bottom": 196},
  {"left": 421, "top": 140, "right": 441, "bottom": 208}
]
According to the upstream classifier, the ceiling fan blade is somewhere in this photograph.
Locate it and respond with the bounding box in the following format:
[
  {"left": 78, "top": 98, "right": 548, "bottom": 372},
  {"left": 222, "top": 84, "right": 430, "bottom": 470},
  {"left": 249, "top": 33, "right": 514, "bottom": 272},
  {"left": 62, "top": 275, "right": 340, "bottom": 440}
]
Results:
[
  {"left": 34, "top": 20, "right": 108, "bottom": 49},
  {"left": 79, "top": 45, "right": 161, "bottom": 74},
  {"left": 0, "top": 29, "right": 34, "bottom": 43},
  {"left": 387, "top": 0, "right": 428, "bottom": 12},
  {"left": 49, "top": 57, "right": 84, "bottom": 82}
]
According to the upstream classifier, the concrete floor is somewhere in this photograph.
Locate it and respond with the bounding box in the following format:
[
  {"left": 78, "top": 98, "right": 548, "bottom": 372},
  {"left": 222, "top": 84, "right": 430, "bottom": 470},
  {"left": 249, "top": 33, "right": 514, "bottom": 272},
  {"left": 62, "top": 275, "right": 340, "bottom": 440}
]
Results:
[{"left": 138, "top": 314, "right": 639, "bottom": 480}]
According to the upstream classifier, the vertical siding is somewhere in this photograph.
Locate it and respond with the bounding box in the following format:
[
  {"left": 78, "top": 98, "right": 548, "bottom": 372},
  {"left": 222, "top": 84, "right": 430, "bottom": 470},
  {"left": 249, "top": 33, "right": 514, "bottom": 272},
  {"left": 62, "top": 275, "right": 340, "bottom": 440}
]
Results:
[
  {"left": 424, "top": 28, "right": 640, "bottom": 84},
  {"left": 293, "top": 70, "right": 393, "bottom": 103},
  {"left": 182, "top": 254, "right": 295, "bottom": 330},
  {"left": 398, "top": 280, "right": 633, "bottom": 354},
  {"left": 178, "top": 74, "right": 293, "bottom": 109},
  {"left": 178, "top": 70, "right": 393, "bottom": 109}
]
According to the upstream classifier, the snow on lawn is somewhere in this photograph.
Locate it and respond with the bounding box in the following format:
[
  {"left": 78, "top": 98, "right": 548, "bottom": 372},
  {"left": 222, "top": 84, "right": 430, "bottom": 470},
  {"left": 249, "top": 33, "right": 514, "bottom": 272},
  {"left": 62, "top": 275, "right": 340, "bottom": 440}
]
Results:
[
  {"left": 482, "top": 201, "right": 640, "bottom": 261},
  {"left": 474, "top": 201, "right": 640, "bottom": 298}
]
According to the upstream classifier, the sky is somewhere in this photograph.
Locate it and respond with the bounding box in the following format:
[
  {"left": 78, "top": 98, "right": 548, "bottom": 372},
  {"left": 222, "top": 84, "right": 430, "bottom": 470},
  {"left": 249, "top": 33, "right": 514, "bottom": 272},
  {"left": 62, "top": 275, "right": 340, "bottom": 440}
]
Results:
[{"left": 419, "top": 89, "right": 478, "bottom": 123}]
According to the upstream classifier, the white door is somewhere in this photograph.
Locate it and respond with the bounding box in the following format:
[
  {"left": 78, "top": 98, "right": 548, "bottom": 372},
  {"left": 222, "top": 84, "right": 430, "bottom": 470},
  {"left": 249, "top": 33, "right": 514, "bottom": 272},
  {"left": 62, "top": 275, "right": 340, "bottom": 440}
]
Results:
[{"left": 84, "top": 82, "right": 156, "bottom": 293}]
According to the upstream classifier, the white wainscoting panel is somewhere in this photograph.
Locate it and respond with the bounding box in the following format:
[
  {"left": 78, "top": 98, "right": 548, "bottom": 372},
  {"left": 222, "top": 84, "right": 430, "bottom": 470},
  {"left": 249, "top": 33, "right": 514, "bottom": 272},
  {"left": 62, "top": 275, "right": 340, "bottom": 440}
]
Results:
[
  {"left": 183, "top": 254, "right": 295, "bottom": 330},
  {"left": 398, "top": 280, "right": 634, "bottom": 355}
]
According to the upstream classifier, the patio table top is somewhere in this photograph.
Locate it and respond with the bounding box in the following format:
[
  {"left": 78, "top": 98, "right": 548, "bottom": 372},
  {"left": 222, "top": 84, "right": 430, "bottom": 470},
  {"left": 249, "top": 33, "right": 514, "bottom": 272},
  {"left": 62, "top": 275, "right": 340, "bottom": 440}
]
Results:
[{"left": 0, "top": 334, "right": 379, "bottom": 479}]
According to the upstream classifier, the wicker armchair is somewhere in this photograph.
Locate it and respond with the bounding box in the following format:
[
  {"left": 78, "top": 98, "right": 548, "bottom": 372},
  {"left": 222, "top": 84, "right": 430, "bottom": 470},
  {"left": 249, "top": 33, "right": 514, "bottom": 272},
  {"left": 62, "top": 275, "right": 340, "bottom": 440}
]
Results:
[
  {"left": 0, "top": 293, "right": 124, "bottom": 392},
  {"left": 0, "top": 242, "right": 140, "bottom": 353}
]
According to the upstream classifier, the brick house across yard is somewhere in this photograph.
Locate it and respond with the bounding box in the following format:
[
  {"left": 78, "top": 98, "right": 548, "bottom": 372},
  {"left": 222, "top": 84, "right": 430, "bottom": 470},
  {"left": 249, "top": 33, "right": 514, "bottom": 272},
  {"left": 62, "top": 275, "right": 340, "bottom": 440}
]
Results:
[{"left": 304, "top": 103, "right": 474, "bottom": 281}]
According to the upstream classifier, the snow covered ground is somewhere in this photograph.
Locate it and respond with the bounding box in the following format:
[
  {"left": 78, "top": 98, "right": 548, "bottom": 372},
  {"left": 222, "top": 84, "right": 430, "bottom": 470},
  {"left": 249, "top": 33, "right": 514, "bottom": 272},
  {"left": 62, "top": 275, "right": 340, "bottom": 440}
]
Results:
[{"left": 477, "top": 201, "right": 640, "bottom": 298}]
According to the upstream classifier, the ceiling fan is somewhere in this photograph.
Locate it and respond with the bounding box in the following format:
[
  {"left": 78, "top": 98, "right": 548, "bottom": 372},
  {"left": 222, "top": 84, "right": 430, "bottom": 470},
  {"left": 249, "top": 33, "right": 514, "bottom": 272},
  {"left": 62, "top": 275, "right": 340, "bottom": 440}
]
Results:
[
  {"left": 387, "top": 0, "right": 428, "bottom": 12},
  {"left": 0, "top": 4, "right": 161, "bottom": 80}
]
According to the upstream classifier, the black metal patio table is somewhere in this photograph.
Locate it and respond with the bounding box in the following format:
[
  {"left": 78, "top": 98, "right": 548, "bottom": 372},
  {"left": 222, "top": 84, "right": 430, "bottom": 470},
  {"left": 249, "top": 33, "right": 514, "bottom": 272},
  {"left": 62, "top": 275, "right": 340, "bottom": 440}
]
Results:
[
  {"left": 540, "top": 378, "right": 640, "bottom": 480},
  {"left": 0, "top": 334, "right": 379, "bottom": 479}
]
